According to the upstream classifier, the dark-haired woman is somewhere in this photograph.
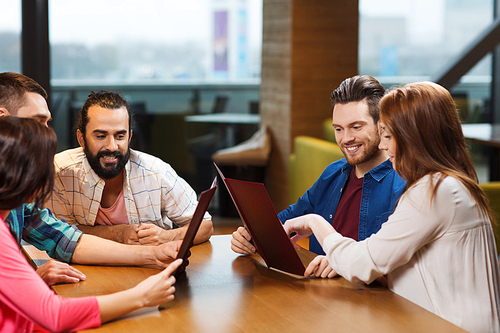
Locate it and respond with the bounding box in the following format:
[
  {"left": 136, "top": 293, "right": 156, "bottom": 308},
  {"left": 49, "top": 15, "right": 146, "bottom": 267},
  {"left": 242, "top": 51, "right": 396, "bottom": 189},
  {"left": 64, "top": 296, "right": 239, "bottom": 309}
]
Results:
[
  {"left": 283, "top": 82, "right": 500, "bottom": 332},
  {"left": 0, "top": 117, "right": 182, "bottom": 332}
]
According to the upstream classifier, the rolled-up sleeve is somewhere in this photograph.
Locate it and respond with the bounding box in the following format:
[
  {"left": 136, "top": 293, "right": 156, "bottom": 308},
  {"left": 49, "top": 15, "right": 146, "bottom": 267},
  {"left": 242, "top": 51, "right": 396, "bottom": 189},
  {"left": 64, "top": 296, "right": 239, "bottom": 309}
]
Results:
[{"left": 20, "top": 205, "right": 83, "bottom": 263}]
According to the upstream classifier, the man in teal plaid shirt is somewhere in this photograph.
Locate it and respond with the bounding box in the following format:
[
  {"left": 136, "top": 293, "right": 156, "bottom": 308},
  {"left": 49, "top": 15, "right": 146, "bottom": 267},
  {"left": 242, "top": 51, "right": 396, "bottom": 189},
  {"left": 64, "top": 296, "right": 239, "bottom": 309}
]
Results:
[{"left": 0, "top": 72, "right": 181, "bottom": 286}]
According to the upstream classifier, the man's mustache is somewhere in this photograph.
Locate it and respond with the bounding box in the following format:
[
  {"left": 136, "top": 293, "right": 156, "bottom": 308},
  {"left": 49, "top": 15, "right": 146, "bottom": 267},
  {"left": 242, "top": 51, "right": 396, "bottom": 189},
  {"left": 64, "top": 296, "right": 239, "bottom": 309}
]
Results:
[{"left": 97, "top": 150, "right": 124, "bottom": 159}]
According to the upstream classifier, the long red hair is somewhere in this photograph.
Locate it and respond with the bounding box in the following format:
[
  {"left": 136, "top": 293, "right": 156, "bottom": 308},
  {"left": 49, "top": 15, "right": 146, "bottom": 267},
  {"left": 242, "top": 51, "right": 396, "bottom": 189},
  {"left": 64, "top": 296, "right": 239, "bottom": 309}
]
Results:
[{"left": 380, "top": 81, "right": 494, "bottom": 223}]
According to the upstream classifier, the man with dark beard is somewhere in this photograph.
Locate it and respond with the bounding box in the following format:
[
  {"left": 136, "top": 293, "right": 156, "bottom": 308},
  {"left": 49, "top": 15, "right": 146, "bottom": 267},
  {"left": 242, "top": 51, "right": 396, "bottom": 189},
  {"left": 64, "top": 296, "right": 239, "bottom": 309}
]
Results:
[
  {"left": 0, "top": 72, "right": 181, "bottom": 287},
  {"left": 47, "top": 90, "right": 213, "bottom": 246},
  {"left": 231, "top": 76, "right": 406, "bottom": 277}
]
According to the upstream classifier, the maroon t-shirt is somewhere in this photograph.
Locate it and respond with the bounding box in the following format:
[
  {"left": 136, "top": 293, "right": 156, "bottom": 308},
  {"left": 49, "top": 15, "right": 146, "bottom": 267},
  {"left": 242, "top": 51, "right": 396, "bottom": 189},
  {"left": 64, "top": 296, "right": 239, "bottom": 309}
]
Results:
[{"left": 331, "top": 167, "right": 363, "bottom": 240}]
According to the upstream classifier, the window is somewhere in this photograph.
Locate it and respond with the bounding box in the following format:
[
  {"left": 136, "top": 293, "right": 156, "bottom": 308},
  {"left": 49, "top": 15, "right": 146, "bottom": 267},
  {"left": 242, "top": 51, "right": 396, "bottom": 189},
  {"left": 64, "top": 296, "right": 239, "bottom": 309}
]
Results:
[
  {"left": 49, "top": 0, "right": 262, "bottom": 82},
  {"left": 359, "top": 0, "right": 495, "bottom": 181},
  {"left": 359, "top": 0, "right": 493, "bottom": 81},
  {"left": 48, "top": 0, "right": 263, "bottom": 176},
  {"left": 0, "top": 1, "right": 21, "bottom": 73}
]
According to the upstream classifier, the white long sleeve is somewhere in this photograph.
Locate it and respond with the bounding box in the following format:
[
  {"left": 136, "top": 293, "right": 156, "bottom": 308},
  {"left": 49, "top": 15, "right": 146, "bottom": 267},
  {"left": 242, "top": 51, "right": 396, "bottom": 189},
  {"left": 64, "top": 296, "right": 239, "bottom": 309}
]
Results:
[{"left": 323, "top": 174, "right": 500, "bottom": 332}]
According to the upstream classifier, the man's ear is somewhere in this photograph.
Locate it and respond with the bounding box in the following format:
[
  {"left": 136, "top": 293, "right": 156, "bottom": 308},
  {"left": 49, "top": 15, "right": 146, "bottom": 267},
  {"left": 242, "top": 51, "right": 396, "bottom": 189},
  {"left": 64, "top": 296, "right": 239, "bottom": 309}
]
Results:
[
  {"left": 376, "top": 120, "right": 382, "bottom": 134},
  {"left": 0, "top": 107, "right": 11, "bottom": 117},
  {"left": 76, "top": 129, "right": 85, "bottom": 148},
  {"left": 129, "top": 130, "right": 133, "bottom": 143}
]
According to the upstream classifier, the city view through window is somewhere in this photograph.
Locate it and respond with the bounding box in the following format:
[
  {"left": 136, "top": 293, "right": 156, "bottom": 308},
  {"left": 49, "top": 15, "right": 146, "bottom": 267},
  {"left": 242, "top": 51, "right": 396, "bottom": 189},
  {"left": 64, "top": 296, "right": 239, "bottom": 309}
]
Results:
[
  {"left": 0, "top": 0, "right": 263, "bottom": 83},
  {"left": 360, "top": 0, "right": 493, "bottom": 81},
  {"left": 0, "top": 1, "right": 494, "bottom": 86},
  {"left": 48, "top": 0, "right": 263, "bottom": 84},
  {"left": 0, "top": 0, "right": 495, "bottom": 180}
]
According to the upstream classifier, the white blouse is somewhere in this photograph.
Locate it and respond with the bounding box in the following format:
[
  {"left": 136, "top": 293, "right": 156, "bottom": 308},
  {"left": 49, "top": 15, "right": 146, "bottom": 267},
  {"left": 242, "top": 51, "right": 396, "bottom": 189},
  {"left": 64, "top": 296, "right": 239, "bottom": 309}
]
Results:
[{"left": 323, "top": 174, "right": 500, "bottom": 332}]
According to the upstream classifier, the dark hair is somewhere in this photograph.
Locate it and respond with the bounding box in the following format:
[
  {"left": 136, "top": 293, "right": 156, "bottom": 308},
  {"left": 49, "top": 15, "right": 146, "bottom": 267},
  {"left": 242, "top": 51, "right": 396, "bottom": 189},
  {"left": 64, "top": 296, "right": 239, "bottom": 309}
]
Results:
[
  {"left": 0, "top": 117, "right": 57, "bottom": 212},
  {"left": 331, "top": 75, "right": 385, "bottom": 124},
  {"left": 77, "top": 90, "right": 133, "bottom": 136},
  {"left": 380, "top": 81, "right": 494, "bottom": 223},
  {"left": 0, "top": 72, "right": 48, "bottom": 115}
]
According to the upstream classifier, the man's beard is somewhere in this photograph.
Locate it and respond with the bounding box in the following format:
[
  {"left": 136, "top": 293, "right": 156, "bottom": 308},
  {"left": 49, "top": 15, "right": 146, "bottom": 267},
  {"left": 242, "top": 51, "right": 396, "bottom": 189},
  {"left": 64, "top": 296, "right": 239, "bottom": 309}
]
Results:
[
  {"left": 84, "top": 144, "right": 130, "bottom": 180},
  {"left": 343, "top": 137, "right": 381, "bottom": 166}
]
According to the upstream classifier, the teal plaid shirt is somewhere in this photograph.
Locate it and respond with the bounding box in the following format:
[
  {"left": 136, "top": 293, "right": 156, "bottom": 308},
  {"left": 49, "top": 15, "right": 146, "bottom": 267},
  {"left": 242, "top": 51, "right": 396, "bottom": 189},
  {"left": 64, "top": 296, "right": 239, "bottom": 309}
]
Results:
[{"left": 6, "top": 203, "right": 82, "bottom": 263}]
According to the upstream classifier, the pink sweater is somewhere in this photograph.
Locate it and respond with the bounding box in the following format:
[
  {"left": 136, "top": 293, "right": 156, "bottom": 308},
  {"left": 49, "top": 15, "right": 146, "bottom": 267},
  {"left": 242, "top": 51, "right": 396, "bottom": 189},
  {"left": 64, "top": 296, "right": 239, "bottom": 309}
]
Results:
[{"left": 0, "top": 217, "right": 101, "bottom": 332}]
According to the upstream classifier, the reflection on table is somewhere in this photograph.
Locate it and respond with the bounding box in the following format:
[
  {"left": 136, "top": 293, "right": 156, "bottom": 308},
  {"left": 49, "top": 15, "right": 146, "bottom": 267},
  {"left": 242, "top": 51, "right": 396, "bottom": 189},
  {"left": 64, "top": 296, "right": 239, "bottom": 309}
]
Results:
[
  {"left": 43, "top": 235, "right": 465, "bottom": 332},
  {"left": 462, "top": 123, "right": 500, "bottom": 180}
]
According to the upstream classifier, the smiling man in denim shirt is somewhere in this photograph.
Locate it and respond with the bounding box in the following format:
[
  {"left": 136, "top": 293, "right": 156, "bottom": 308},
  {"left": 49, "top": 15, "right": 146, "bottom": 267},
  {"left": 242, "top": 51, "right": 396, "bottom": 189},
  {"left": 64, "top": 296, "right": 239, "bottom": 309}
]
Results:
[{"left": 231, "top": 75, "right": 406, "bottom": 278}]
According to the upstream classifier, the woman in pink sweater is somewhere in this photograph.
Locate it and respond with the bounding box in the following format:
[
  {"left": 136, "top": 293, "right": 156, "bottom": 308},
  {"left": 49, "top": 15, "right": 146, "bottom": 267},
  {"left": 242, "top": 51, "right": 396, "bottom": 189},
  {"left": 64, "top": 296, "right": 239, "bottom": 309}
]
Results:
[{"left": 0, "top": 117, "right": 182, "bottom": 332}]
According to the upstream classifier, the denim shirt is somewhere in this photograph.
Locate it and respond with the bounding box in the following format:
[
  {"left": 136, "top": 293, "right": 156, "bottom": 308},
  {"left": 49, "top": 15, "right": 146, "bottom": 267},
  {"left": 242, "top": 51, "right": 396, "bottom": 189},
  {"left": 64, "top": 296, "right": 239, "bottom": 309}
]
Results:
[{"left": 278, "top": 158, "right": 406, "bottom": 255}]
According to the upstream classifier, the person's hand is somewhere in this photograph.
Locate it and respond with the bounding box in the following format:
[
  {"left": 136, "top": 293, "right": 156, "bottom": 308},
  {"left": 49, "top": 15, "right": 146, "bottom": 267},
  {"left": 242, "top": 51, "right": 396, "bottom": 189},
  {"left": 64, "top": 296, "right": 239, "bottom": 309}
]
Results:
[
  {"left": 283, "top": 214, "right": 335, "bottom": 249},
  {"left": 283, "top": 217, "right": 313, "bottom": 250},
  {"left": 153, "top": 240, "right": 182, "bottom": 268},
  {"left": 36, "top": 260, "right": 86, "bottom": 286},
  {"left": 136, "top": 223, "right": 172, "bottom": 246},
  {"left": 123, "top": 224, "right": 141, "bottom": 245},
  {"left": 133, "top": 258, "right": 183, "bottom": 307},
  {"left": 304, "top": 255, "right": 338, "bottom": 278},
  {"left": 231, "top": 227, "right": 255, "bottom": 255}
]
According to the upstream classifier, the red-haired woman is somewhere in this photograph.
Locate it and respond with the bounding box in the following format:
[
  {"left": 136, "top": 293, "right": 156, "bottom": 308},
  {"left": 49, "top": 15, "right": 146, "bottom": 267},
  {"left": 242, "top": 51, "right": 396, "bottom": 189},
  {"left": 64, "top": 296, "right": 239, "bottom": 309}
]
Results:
[{"left": 283, "top": 82, "right": 500, "bottom": 332}]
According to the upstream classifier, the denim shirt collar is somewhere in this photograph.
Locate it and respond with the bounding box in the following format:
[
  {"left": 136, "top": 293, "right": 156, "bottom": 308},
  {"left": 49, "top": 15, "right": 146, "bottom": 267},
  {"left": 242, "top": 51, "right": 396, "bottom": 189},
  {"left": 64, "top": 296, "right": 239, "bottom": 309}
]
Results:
[{"left": 340, "top": 158, "right": 394, "bottom": 182}]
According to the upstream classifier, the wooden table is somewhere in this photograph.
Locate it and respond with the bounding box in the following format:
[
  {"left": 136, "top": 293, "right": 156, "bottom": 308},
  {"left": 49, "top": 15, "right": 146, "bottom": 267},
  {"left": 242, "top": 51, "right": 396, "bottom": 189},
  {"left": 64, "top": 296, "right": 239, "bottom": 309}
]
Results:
[
  {"left": 44, "top": 235, "right": 465, "bottom": 332},
  {"left": 462, "top": 123, "right": 500, "bottom": 148},
  {"left": 462, "top": 123, "right": 500, "bottom": 180},
  {"left": 184, "top": 113, "right": 260, "bottom": 125},
  {"left": 185, "top": 113, "right": 260, "bottom": 147}
]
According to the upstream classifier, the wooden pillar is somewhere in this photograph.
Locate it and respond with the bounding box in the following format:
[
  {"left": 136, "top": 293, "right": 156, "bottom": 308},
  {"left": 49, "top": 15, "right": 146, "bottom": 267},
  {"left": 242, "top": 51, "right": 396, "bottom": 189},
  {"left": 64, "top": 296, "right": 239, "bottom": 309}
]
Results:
[{"left": 260, "top": 0, "right": 358, "bottom": 211}]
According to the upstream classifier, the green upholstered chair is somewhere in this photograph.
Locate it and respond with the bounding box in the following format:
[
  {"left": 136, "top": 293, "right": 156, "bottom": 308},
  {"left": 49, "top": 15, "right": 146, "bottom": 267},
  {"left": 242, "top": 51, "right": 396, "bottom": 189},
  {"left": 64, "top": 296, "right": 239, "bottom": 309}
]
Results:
[
  {"left": 479, "top": 182, "right": 500, "bottom": 254},
  {"left": 288, "top": 136, "right": 344, "bottom": 206},
  {"left": 288, "top": 136, "right": 344, "bottom": 250},
  {"left": 322, "top": 118, "right": 336, "bottom": 143}
]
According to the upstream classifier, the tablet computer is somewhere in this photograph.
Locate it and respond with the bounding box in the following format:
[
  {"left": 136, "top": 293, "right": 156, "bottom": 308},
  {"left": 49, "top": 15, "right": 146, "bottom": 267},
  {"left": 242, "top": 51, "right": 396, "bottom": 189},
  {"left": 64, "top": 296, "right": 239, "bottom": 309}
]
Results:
[
  {"left": 174, "top": 177, "right": 217, "bottom": 277},
  {"left": 214, "top": 164, "right": 306, "bottom": 276}
]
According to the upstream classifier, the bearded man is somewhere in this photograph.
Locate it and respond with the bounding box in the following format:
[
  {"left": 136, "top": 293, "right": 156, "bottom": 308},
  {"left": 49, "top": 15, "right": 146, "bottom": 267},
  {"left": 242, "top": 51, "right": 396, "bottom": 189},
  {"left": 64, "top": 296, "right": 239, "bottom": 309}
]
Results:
[
  {"left": 47, "top": 90, "right": 213, "bottom": 246},
  {"left": 231, "top": 75, "right": 406, "bottom": 269}
]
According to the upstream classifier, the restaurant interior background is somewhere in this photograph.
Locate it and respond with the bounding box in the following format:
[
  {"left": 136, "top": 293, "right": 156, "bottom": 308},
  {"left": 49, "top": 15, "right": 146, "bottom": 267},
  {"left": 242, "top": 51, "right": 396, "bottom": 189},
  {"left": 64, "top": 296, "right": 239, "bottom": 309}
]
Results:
[{"left": 0, "top": 0, "right": 496, "bottom": 200}]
